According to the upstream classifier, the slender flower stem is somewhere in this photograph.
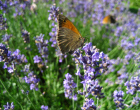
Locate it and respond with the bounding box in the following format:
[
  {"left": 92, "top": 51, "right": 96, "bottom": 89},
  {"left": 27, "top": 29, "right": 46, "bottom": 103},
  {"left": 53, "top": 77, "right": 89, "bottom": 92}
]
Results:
[{"left": 0, "top": 79, "right": 23, "bottom": 110}]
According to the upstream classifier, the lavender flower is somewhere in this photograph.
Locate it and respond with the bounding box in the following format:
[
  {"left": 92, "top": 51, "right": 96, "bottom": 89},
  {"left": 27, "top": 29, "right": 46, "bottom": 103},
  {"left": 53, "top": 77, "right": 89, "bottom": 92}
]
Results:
[
  {"left": 0, "top": 43, "right": 9, "bottom": 61},
  {"left": 63, "top": 73, "right": 77, "bottom": 100},
  {"left": 81, "top": 98, "right": 96, "bottom": 110},
  {"left": 0, "top": 46, "right": 27, "bottom": 64},
  {"left": 3, "top": 102, "right": 14, "bottom": 110},
  {"left": 49, "top": 23, "right": 57, "bottom": 47},
  {"left": 78, "top": 79, "right": 104, "bottom": 98},
  {"left": 72, "top": 43, "right": 111, "bottom": 100},
  {"left": 115, "top": 26, "right": 123, "bottom": 37},
  {"left": 33, "top": 55, "right": 43, "bottom": 64},
  {"left": 21, "top": 64, "right": 30, "bottom": 73},
  {"left": 34, "top": 34, "right": 49, "bottom": 68},
  {"left": 0, "top": 14, "right": 7, "bottom": 30},
  {"left": 113, "top": 90, "right": 124, "bottom": 109},
  {"left": 34, "top": 34, "right": 49, "bottom": 58},
  {"left": 33, "top": 55, "right": 44, "bottom": 69},
  {"left": 21, "top": 30, "right": 30, "bottom": 43},
  {"left": 12, "top": 49, "right": 28, "bottom": 64},
  {"left": 48, "top": 4, "right": 59, "bottom": 46},
  {"left": 2, "top": 34, "right": 12, "bottom": 42},
  {"left": 0, "top": 1, "right": 8, "bottom": 13},
  {"left": 41, "top": 105, "right": 48, "bottom": 110},
  {"left": 48, "top": 4, "right": 59, "bottom": 21},
  {"left": 73, "top": 42, "right": 111, "bottom": 79},
  {"left": 116, "top": 72, "right": 128, "bottom": 84},
  {"left": 125, "top": 76, "right": 140, "bottom": 95},
  {"left": 23, "top": 71, "right": 40, "bottom": 91},
  {"left": 48, "top": 4, "right": 59, "bottom": 48},
  {"left": 132, "top": 95, "right": 140, "bottom": 106},
  {"left": 121, "top": 39, "right": 134, "bottom": 50},
  {"left": 13, "top": 1, "right": 31, "bottom": 17},
  {"left": 0, "top": 43, "right": 27, "bottom": 73}
]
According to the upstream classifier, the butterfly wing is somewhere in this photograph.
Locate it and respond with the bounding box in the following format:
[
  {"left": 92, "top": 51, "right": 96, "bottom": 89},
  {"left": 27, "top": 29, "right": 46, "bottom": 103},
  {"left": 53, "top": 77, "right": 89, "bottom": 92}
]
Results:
[
  {"left": 102, "top": 15, "right": 111, "bottom": 24},
  {"left": 110, "top": 15, "right": 116, "bottom": 23},
  {"left": 57, "top": 14, "right": 82, "bottom": 37},
  {"left": 57, "top": 14, "right": 84, "bottom": 54},
  {"left": 102, "top": 15, "right": 116, "bottom": 24},
  {"left": 57, "top": 27, "right": 84, "bottom": 54}
]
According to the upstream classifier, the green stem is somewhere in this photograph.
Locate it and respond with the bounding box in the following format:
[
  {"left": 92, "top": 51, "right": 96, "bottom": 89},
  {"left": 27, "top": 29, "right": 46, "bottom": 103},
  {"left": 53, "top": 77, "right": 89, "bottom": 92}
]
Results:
[{"left": 0, "top": 79, "right": 23, "bottom": 110}]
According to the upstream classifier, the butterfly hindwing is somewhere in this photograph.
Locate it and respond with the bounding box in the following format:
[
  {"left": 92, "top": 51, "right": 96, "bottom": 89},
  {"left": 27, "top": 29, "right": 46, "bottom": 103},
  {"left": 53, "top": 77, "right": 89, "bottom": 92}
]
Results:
[{"left": 57, "top": 27, "right": 81, "bottom": 54}]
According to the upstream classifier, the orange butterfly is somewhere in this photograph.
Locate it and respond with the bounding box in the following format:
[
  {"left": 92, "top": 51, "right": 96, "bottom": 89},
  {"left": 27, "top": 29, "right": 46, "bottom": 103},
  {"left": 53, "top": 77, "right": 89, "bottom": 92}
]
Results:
[
  {"left": 102, "top": 15, "right": 116, "bottom": 24},
  {"left": 57, "top": 14, "right": 85, "bottom": 54}
]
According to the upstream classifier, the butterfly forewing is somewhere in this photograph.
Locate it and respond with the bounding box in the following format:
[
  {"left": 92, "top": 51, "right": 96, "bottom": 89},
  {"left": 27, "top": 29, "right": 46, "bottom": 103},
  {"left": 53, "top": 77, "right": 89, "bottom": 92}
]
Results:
[
  {"left": 57, "top": 27, "right": 80, "bottom": 53},
  {"left": 57, "top": 14, "right": 81, "bottom": 37}
]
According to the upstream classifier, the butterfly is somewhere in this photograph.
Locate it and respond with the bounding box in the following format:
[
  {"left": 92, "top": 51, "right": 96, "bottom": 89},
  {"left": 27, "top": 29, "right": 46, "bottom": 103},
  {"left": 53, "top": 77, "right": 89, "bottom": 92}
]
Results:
[
  {"left": 102, "top": 15, "right": 116, "bottom": 24},
  {"left": 57, "top": 14, "right": 85, "bottom": 54}
]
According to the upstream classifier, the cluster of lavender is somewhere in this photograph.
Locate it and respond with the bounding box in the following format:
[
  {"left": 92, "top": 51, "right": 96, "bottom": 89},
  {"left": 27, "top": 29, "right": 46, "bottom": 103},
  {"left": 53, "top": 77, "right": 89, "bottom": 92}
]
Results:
[
  {"left": 125, "top": 76, "right": 140, "bottom": 95},
  {"left": 74, "top": 42, "right": 111, "bottom": 78},
  {"left": 63, "top": 42, "right": 112, "bottom": 108},
  {"left": 66, "top": 0, "right": 126, "bottom": 25},
  {"left": 81, "top": 98, "right": 96, "bottom": 110},
  {"left": 48, "top": 4, "right": 67, "bottom": 63},
  {"left": 0, "top": 0, "right": 36, "bottom": 16},
  {"left": 0, "top": 43, "right": 27, "bottom": 73},
  {"left": 67, "top": 0, "right": 94, "bottom": 24},
  {"left": 34, "top": 34, "right": 49, "bottom": 70},
  {"left": 131, "top": 95, "right": 140, "bottom": 106},
  {"left": 2, "top": 34, "right": 12, "bottom": 43},
  {"left": 48, "top": 4, "right": 59, "bottom": 47},
  {"left": 22, "top": 64, "right": 40, "bottom": 91},
  {"left": 48, "top": 4, "right": 59, "bottom": 21},
  {"left": 73, "top": 43, "right": 111, "bottom": 99},
  {"left": 23, "top": 71, "right": 40, "bottom": 91},
  {"left": 113, "top": 90, "right": 124, "bottom": 109},
  {"left": 66, "top": 1, "right": 140, "bottom": 109}
]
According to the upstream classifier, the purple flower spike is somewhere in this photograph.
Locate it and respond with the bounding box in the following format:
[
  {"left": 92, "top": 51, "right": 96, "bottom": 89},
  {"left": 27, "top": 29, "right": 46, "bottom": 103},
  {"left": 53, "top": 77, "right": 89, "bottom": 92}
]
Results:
[
  {"left": 48, "top": 4, "right": 59, "bottom": 22},
  {"left": 41, "top": 105, "right": 48, "bottom": 110},
  {"left": 23, "top": 71, "right": 40, "bottom": 91},
  {"left": 34, "top": 34, "right": 49, "bottom": 69},
  {"left": 33, "top": 55, "right": 42, "bottom": 64},
  {"left": 132, "top": 95, "right": 140, "bottom": 106},
  {"left": 81, "top": 98, "right": 96, "bottom": 110},
  {"left": 21, "top": 30, "right": 30, "bottom": 43},
  {"left": 0, "top": 14, "right": 7, "bottom": 30},
  {"left": 2, "top": 34, "right": 12, "bottom": 42},
  {"left": 113, "top": 90, "right": 124, "bottom": 109},
  {"left": 3, "top": 102, "right": 14, "bottom": 110},
  {"left": 74, "top": 42, "right": 112, "bottom": 79},
  {"left": 63, "top": 73, "right": 77, "bottom": 100},
  {"left": 79, "top": 79, "right": 104, "bottom": 98},
  {"left": 125, "top": 76, "right": 140, "bottom": 95}
]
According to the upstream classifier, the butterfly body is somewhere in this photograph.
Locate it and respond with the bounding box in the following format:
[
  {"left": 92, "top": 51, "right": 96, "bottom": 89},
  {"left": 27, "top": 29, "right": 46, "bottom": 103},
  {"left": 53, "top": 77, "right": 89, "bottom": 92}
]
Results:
[{"left": 57, "top": 14, "right": 84, "bottom": 54}]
